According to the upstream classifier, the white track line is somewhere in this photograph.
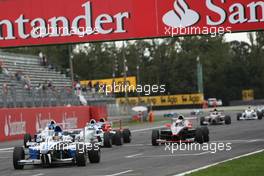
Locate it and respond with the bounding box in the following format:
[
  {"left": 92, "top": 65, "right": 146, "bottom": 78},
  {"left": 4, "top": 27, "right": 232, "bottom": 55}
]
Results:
[
  {"left": 125, "top": 153, "right": 143, "bottom": 158},
  {"left": 0, "top": 147, "right": 13, "bottom": 151},
  {"left": 30, "top": 173, "right": 44, "bottom": 176},
  {"left": 127, "top": 151, "right": 210, "bottom": 159},
  {"left": 174, "top": 149, "right": 264, "bottom": 176},
  {"left": 105, "top": 170, "right": 133, "bottom": 176}
]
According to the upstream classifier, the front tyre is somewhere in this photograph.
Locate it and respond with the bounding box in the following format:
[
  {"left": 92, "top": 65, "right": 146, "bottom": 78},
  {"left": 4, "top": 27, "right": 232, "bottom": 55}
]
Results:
[
  {"left": 13, "top": 147, "right": 25, "bottom": 170},
  {"left": 195, "top": 128, "right": 204, "bottom": 144},
  {"left": 88, "top": 143, "right": 101, "bottom": 163},
  {"left": 152, "top": 130, "right": 159, "bottom": 146},
  {"left": 224, "top": 115, "right": 231, "bottom": 124},
  {"left": 76, "top": 144, "right": 87, "bottom": 166},
  {"left": 122, "top": 129, "right": 131, "bottom": 143},
  {"left": 237, "top": 113, "right": 242, "bottom": 121}
]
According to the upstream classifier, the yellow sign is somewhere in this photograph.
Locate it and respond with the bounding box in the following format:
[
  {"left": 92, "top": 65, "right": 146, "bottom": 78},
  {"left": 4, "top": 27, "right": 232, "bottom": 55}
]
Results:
[
  {"left": 242, "top": 89, "right": 254, "bottom": 101},
  {"left": 116, "top": 93, "right": 204, "bottom": 106},
  {"left": 81, "top": 76, "right": 137, "bottom": 92}
]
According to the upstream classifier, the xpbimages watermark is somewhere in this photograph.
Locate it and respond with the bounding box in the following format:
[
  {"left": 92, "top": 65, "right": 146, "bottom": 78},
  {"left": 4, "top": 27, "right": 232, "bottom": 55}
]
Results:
[
  {"left": 98, "top": 82, "right": 166, "bottom": 96},
  {"left": 164, "top": 142, "right": 232, "bottom": 154},
  {"left": 164, "top": 26, "right": 232, "bottom": 38}
]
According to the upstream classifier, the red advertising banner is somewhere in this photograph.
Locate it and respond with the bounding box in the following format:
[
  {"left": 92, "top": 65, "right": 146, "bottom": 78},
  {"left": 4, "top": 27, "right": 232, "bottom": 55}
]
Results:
[
  {"left": 0, "top": 106, "right": 108, "bottom": 141},
  {"left": 0, "top": 0, "right": 263, "bottom": 47}
]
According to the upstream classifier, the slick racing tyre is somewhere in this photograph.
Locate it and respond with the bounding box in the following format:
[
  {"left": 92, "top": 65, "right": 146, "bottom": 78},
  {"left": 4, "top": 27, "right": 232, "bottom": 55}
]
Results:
[
  {"left": 76, "top": 144, "right": 87, "bottom": 166},
  {"left": 114, "top": 130, "right": 123, "bottom": 146},
  {"left": 103, "top": 132, "right": 112, "bottom": 148},
  {"left": 23, "top": 133, "right": 32, "bottom": 148},
  {"left": 200, "top": 117, "right": 206, "bottom": 126},
  {"left": 151, "top": 130, "right": 160, "bottom": 146},
  {"left": 122, "top": 129, "right": 131, "bottom": 143},
  {"left": 195, "top": 128, "right": 204, "bottom": 144},
  {"left": 237, "top": 113, "right": 242, "bottom": 121},
  {"left": 88, "top": 143, "right": 101, "bottom": 163},
  {"left": 224, "top": 115, "right": 231, "bottom": 125},
  {"left": 13, "top": 147, "right": 25, "bottom": 170},
  {"left": 201, "top": 127, "right": 209, "bottom": 142},
  {"left": 257, "top": 112, "right": 263, "bottom": 120}
]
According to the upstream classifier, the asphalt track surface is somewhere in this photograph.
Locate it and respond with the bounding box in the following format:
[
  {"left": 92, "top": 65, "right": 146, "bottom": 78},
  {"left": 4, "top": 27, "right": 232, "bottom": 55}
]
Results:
[{"left": 0, "top": 110, "right": 264, "bottom": 176}]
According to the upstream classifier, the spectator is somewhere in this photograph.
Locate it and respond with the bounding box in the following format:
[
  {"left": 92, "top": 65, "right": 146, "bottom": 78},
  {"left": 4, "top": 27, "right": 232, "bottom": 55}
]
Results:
[
  {"left": 42, "top": 81, "right": 47, "bottom": 91},
  {"left": 47, "top": 80, "right": 53, "bottom": 89},
  {"left": 75, "top": 81, "right": 81, "bottom": 95},
  {"left": 36, "top": 83, "right": 42, "bottom": 90},
  {"left": 81, "top": 84, "right": 87, "bottom": 92},
  {"left": 15, "top": 70, "right": 22, "bottom": 81},
  {"left": 2, "top": 82, "right": 8, "bottom": 95},
  {"left": 39, "top": 52, "right": 43, "bottom": 66},
  {"left": 24, "top": 75, "right": 31, "bottom": 88},
  {"left": 0, "top": 60, "right": 4, "bottom": 74},
  {"left": 87, "top": 81, "right": 92, "bottom": 91},
  {"left": 94, "top": 82, "right": 100, "bottom": 92}
]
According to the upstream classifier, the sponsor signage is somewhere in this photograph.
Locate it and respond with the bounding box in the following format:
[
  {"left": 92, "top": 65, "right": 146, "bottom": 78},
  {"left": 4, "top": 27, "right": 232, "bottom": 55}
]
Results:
[
  {"left": 116, "top": 93, "right": 204, "bottom": 106},
  {"left": 81, "top": 76, "right": 137, "bottom": 92},
  {"left": 242, "top": 89, "right": 254, "bottom": 101},
  {"left": 0, "top": 0, "right": 263, "bottom": 47},
  {"left": 0, "top": 106, "right": 107, "bottom": 141}
]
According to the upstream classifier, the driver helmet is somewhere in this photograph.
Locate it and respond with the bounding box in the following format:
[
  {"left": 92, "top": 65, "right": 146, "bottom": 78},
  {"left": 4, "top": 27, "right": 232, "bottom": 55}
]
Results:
[
  {"left": 178, "top": 115, "right": 184, "bottom": 120},
  {"left": 48, "top": 120, "right": 56, "bottom": 130}
]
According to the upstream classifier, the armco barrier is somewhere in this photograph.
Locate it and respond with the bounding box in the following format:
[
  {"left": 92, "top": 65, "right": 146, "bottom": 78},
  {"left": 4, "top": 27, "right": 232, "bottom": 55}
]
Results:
[{"left": 0, "top": 105, "right": 107, "bottom": 142}]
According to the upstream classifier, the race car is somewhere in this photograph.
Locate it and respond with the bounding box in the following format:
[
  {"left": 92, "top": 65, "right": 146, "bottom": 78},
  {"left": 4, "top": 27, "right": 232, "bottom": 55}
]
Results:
[
  {"left": 237, "top": 107, "right": 263, "bottom": 120},
  {"left": 152, "top": 116, "right": 209, "bottom": 145},
  {"left": 13, "top": 125, "right": 100, "bottom": 170},
  {"left": 83, "top": 118, "right": 131, "bottom": 148},
  {"left": 200, "top": 109, "right": 231, "bottom": 125},
  {"left": 23, "top": 120, "right": 80, "bottom": 148}
]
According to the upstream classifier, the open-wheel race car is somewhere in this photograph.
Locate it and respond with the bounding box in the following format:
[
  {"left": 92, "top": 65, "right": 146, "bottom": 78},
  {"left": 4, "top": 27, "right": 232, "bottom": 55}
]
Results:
[
  {"left": 23, "top": 120, "right": 82, "bottom": 148},
  {"left": 237, "top": 107, "right": 263, "bottom": 121},
  {"left": 152, "top": 115, "right": 209, "bottom": 145},
  {"left": 14, "top": 123, "right": 101, "bottom": 169},
  {"left": 200, "top": 109, "right": 231, "bottom": 125},
  {"left": 82, "top": 118, "right": 132, "bottom": 148}
]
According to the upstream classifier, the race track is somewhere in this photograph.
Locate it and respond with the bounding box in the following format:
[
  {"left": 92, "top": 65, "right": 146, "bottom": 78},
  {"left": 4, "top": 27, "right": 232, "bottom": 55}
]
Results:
[{"left": 0, "top": 109, "right": 264, "bottom": 176}]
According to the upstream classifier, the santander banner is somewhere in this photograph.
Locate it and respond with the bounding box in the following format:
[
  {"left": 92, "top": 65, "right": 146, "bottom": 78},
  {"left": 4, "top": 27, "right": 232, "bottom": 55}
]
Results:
[
  {"left": 0, "top": 106, "right": 107, "bottom": 141},
  {"left": 0, "top": 0, "right": 263, "bottom": 47}
]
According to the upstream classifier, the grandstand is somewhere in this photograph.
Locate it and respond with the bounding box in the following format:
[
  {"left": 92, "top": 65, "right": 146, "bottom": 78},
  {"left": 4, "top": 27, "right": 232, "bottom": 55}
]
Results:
[{"left": 0, "top": 52, "right": 79, "bottom": 107}]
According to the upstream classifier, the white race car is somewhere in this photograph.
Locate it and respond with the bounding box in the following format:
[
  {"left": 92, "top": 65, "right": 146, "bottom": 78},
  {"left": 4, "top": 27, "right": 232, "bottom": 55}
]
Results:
[
  {"left": 152, "top": 116, "right": 209, "bottom": 145},
  {"left": 14, "top": 126, "right": 101, "bottom": 170},
  {"left": 200, "top": 109, "right": 231, "bottom": 125},
  {"left": 237, "top": 107, "right": 263, "bottom": 120}
]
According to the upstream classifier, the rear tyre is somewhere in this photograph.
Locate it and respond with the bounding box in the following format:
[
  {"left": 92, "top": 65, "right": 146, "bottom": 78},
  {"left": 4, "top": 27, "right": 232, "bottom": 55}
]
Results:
[
  {"left": 195, "top": 128, "right": 204, "bottom": 144},
  {"left": 88, "top": 143, "right": 101, "bottom": 163},
  {"left": 23, "top": 133, "right": 31, "bottom": 148},
  {"left": 201, "top": 127, "right": 209, "bottom": 142},
  {"left": 237, "top": 113, "right": 242, "bottom": 121},
  {"left": 122, "top": 129, "right": 131, "bottom": 143},
  {"left": 257, "top": 112, "right": 263, "bottom": 120},
  {"left": 13, "top": 147, "right": 25, "bottom": 170},
  {"left": 76, "top": 144, "right": 87, "bottom": 166},
  {"left": 103, "top": 132, "right": 112, "bottom": 148},
  {"left": 200, "top": 117, "right": 206, "bottom": 126},
  {"left": 114, "top": 130, "right": 123, "bottom": 146},
  {"left": 152, "top": 130, "right": 160, "bottom": 146},
  {"left": 224, "top": 115, "right": 231, "bottom": 124}
]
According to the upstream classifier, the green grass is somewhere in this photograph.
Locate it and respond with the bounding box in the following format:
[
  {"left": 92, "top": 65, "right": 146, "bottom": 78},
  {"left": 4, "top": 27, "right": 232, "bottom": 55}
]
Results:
[{"left": 187, "top": 151, "right": 264, "bottom": 176}]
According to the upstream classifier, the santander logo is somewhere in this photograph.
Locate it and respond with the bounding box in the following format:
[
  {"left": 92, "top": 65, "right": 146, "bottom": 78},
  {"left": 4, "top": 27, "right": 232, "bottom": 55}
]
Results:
[{"left": 163, "top": 0, "right": 200, "bottom": 28}]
